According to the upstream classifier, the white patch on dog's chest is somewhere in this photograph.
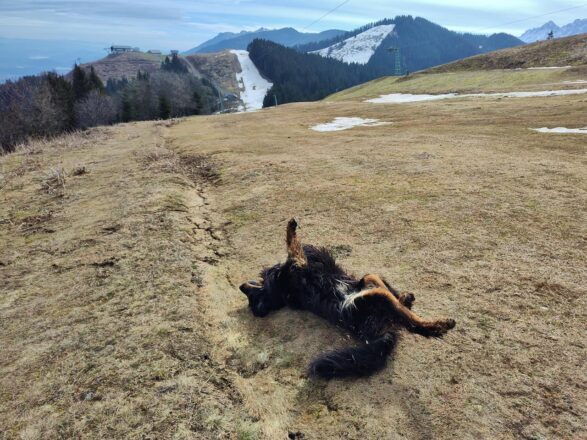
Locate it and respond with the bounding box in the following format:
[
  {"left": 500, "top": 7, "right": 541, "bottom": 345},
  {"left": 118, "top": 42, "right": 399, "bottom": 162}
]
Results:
[{"left": 342, "top": 289, "right": 371, "bottom": 310}]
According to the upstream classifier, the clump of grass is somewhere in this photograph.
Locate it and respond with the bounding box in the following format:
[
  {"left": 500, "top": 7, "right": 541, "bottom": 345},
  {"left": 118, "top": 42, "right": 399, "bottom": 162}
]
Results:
[
  {"left": 72, "top": 166, "right": 87, "bottom": 176},
  {"left": 179, "top": 155, "right": 221, "bottom": 185},
  {"left": 17, "top": 211, "right": 54, "bottom": 235},
  {"left": 40, "top": 166, "right": 67, "bottom": 196},
  {"left": 328, "top": 244, "right": 352, "bottom": 258},
  {"left": 237, "top": 420, "right": 260, "bottom": 440}
]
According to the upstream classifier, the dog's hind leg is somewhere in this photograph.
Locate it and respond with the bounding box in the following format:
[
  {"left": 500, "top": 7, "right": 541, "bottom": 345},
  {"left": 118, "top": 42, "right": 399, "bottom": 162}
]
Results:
[
  {"left": 286, "top": 218, "right": 307, "bottom": 267},
  {"left": 359, "top": 274, "right": 415, "bottom": 309},
  {"left": 345, "top": 287, "right": 455, "bottom": 337}
]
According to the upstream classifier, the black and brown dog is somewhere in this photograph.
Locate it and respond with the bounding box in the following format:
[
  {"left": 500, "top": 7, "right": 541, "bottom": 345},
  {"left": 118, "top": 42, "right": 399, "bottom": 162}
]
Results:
[{"left": 240, "top": 219, "right": 456, "bottom": 379}]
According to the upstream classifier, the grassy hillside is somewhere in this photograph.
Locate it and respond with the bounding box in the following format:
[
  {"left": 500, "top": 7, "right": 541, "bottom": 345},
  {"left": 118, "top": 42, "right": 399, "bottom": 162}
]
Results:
[
  {"left": 428, "top": 33, "right": 587, "bottom": 72},
  {"left": 185, "top": 50, "right": 240, "bottom": 94},
  {"left": 1, "top": 68, "right": 586, "bottom": 439},
  {"left": 78, "top": 52, "right": 165, "bottom": 81},
  {"left": 328, "top": 35, "right": 587, "bottom": 102},
  {"left": 328, "top": 65, "right": 587, "bottom": 101}
]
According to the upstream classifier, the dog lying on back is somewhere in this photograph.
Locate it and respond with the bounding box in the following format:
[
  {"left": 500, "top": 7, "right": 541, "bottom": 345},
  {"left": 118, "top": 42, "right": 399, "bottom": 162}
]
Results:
[{"left": 240, "top": 219, "right": 456, "bottom": 379}]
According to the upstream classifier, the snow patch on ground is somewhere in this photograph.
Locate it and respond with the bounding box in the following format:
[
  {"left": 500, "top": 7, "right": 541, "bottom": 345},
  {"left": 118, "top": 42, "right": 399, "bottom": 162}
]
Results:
[
  {"left": 367, "top": 88, "right": 587, "bottom": 104},
  {"left": 230, "top": 50, "right": 272, "bottom": 112},
  {"left": 531, "top": 127, "right": 587, "bottom": 134},
  {"left": 311, "top": 25, "right": 395, "bottom": 65},
  {"left": 311, "top": 117, "right": 390, "bottom": 132},
  {"left": 523, "top": 66, "right": 572, "bottom": 70},
  {"left": 367, "top": 93, "right": 458, "bottom": 103}
]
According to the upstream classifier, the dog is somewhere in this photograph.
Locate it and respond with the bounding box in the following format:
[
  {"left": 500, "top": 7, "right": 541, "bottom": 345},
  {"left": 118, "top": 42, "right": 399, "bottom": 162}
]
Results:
[{"left": 240, "top": 219, "right": 456, "bottom": 379}]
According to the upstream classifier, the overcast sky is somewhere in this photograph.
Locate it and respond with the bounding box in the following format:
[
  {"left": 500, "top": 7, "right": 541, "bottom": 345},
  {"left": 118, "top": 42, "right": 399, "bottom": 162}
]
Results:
[{"left": 1, "top": 0, "right": 586, "bottom": 50}]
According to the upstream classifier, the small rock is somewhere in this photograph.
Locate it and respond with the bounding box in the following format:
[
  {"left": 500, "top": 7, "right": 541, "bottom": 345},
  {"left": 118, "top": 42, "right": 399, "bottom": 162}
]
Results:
[{"left": 80, "top": 391, "right": 101, "bottom": 401}]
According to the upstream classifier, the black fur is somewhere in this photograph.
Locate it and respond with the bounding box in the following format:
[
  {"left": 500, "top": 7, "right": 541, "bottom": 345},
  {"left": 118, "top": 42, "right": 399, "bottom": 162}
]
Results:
[{"left": 240, "top": 223, "right": 455, "bottom": 379}]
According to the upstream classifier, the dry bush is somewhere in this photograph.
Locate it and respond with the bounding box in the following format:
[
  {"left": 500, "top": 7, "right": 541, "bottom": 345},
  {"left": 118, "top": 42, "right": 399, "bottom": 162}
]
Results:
[
  {"left": 75, "top": 90, "right": 117, "bottom": 129},
  {"left": 40, "top": 166, "right": 67, "bottom": 196}
]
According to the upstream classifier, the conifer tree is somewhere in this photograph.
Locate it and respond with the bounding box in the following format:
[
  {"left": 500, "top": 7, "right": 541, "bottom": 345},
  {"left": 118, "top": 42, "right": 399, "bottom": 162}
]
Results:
[{"left": 158, "top": 94, "right": 171, "bottom": 119}]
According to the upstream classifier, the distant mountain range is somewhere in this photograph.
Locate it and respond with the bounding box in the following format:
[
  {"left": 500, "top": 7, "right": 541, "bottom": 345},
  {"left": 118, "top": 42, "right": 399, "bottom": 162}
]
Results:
[
  {"left": 184, "top": 27, "right": 346, "bottom": 54},
  {"left": 520, "top": 19, "right": 587, "bottom": 43}
]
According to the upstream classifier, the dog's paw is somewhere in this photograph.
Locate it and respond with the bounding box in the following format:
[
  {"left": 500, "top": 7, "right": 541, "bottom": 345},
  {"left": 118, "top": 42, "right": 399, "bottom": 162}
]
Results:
[
  {"left": 417, "top": 319, "right": 456, "bottom": 338},
  {"left": 400, "top": 292, "right": 415, "bottom": 309}
]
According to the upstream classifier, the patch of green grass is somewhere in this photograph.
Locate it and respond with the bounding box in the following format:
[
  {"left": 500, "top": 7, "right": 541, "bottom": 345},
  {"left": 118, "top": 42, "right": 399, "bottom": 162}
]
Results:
[{"left": 237, "top": 421, "right": 260, "bottom": 440}]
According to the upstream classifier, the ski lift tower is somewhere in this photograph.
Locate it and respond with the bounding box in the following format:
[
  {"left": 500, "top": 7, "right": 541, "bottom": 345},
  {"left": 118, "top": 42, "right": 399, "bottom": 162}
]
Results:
[{"left": 388, "top": 47, "right": 403, "bottom": 76}]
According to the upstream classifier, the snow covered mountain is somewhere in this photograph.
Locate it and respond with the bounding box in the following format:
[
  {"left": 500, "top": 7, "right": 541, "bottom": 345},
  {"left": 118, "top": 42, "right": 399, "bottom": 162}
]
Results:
[
  {"left": 310, "top": 25, "right": 395, "bottom": 64},
  {"left": 520, "top": 19, "right": 587, "bottom": 43},
  {"left": 230, "top": 50, "right": 272, "bottom": 112}
]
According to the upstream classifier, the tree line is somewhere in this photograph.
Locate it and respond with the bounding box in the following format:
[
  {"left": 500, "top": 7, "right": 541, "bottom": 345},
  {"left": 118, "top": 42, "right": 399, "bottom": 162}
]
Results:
[{"left": 0, "top": 54, "right": 218, "bottom": 153}]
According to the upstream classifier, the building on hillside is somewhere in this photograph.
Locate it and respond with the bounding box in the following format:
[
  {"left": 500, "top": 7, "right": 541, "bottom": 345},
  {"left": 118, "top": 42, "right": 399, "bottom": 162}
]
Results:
[
  {"left": 110, "top": 45, "right": 133, "bottom": 54},
  {"left": 132, "top": 47, "right": 141, "bottom": 52},
  {"left": 147, "top": 50, "right": 162, "bottom": 54}
]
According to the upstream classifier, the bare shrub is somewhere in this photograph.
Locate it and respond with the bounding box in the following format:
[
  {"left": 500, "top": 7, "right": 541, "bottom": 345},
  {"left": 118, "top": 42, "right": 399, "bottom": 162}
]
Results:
[
  {"left": 40, "top": 166, "right": 67, "bottom": 196},
  {"left": 75, "top": 90, "right": 117, "bottom": 129}
]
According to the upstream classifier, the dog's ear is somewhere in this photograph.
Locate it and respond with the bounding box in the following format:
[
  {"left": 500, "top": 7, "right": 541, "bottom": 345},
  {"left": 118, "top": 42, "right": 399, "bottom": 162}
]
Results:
[{"left": 239, "top": 280, "right": 261, "bottom": 297}]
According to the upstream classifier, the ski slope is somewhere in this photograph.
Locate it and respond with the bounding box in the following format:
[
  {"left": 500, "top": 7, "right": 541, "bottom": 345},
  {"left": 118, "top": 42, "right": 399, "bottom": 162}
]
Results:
[
  {"left": 230, "top": 50, "right": 273, "bottom": 112},
  {"left": 311, "top": 24, "right": 395, "bottom": 65}
]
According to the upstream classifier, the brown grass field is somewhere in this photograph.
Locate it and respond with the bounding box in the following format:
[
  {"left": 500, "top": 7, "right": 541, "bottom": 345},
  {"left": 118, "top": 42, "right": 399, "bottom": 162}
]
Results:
[{"left": 1, "top": 67, "right": 586, "bottom": 439}]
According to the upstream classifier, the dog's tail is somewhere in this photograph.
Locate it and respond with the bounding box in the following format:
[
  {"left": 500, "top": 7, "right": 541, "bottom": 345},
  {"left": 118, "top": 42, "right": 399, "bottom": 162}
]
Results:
[{"left": 308, "top": 333, "right": 397, "bottom": 379}]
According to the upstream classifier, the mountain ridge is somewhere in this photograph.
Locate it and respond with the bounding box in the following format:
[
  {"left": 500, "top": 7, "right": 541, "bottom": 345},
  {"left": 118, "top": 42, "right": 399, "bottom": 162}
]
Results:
[
  {"left": 185, "top": 27, "right": 345, "bottom": 54},
  {"left": 300, "top": 17, "right": 523, "bottom": 73}
]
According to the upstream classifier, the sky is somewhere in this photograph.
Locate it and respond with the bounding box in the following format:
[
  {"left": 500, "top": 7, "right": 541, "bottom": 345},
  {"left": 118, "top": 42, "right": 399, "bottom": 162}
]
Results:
[{"left": 1, "top": 0, "right": 586, "bottom": 51}]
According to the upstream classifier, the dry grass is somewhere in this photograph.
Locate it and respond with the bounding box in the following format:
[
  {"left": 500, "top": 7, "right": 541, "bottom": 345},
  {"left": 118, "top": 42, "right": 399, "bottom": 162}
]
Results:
[
  {"left": 168, "top": 77, "right": 586, "bottom": 439},
  {"left": 427, "top": 33, "right": 587, "bottom": 72},
  {"left": 186, "top": 50, "right": 241, "bottom": 95},
  {"left": 79, "top": 52, "right": 165, "bottom": 82},
  {"left": 328, "top": 65, "right": 587, "bottom": 102},
  {"left": 1, "top": 68, "right": 586, "bottom": 439}
]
